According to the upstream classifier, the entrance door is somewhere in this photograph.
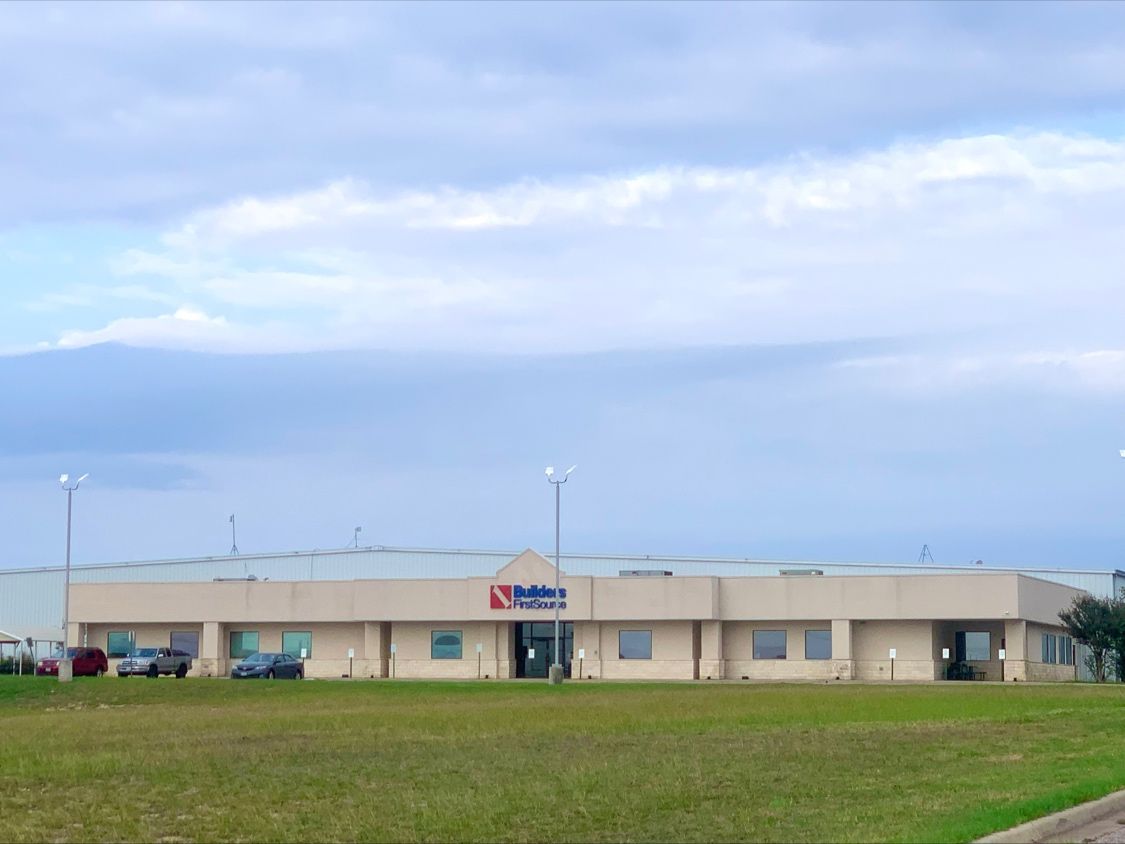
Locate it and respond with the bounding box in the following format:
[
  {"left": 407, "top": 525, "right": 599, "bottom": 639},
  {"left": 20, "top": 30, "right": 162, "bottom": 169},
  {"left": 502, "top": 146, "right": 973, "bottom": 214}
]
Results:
[{"left": 514, "top": 622, "right": 573, "bottom": 678}]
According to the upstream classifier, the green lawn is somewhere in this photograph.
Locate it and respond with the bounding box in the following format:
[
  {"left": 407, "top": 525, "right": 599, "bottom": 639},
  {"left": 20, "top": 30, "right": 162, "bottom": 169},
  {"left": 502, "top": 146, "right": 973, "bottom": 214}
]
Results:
[{"left": 1, "top": 678, "right": 1123, "bottom": 843}]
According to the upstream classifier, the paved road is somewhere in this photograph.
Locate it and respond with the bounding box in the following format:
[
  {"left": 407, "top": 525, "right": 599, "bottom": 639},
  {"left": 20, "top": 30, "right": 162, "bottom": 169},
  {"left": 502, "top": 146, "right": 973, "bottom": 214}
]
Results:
[
  {"left": 1045, "top": 816, "right": 1125, "bottom": 843},
  {"left": 1090, "top": 824, "right": 1125, "bottom": 843}
]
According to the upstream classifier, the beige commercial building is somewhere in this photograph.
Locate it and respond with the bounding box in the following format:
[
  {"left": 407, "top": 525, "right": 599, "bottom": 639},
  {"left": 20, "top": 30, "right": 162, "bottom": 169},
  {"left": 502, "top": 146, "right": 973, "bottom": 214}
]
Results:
[{"left": 69, "top": 549, "right": 1083, "bottom": 683}]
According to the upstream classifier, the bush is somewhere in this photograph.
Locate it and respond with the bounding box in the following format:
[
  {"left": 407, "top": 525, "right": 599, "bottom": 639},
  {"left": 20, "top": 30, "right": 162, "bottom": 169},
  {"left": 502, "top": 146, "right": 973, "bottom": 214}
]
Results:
[{"left": 0, "top": 656, "right": 36, "bottom": 675}]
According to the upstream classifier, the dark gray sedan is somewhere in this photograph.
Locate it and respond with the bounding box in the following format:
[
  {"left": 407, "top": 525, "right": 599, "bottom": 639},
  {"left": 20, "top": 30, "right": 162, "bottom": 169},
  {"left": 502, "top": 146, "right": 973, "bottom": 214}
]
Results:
[{"left": 231, "top": 652, "right": 304, "bottom": 680}]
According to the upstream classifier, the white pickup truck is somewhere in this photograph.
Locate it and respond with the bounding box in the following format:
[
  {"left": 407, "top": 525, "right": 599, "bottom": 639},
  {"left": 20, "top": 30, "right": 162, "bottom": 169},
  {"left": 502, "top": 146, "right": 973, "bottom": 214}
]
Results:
[{"left": 116, "top": 647, "right": 192, "bottom": 678}]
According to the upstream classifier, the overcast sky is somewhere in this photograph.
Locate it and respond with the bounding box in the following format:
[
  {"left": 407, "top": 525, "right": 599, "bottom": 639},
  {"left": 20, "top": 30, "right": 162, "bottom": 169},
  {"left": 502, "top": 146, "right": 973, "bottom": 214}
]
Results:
[{"left": 2, "top": 2, "right": 1124, "bottom": 570}]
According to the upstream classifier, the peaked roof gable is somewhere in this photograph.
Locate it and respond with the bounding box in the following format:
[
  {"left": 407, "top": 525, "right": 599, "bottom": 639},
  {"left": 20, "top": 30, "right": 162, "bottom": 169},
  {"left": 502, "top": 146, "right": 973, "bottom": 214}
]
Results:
[{"left": 495, "top": 548, "right": 562, "bottom": 580}]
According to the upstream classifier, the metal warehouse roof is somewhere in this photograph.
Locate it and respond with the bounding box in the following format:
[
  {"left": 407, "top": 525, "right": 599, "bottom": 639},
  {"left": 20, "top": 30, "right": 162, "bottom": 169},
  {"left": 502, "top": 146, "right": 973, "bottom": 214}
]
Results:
[{"left": 2, "top": 545, "right": 1123, "bottom": 632}]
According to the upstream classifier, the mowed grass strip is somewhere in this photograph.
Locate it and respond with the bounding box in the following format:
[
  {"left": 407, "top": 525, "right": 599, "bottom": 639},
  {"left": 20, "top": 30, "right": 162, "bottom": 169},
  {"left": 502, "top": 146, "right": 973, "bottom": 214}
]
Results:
[{"left": 1, "top": 678, "right": 1123, "bottom": 843}]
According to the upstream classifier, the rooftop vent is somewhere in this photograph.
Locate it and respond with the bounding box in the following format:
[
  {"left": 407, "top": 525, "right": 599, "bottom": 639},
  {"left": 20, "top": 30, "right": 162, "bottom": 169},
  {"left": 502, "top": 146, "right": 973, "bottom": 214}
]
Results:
[
  {"left": 619, "top": 569, "right": 673, "bottom": 577},
  {"left": 779, "top": 569, "right": 824, "bottom": 576}
]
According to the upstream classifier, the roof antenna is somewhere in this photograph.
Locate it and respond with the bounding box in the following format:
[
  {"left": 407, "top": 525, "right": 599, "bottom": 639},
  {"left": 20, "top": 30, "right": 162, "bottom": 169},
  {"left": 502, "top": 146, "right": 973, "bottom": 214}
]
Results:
[
  {"left": 918, "top": 544, "right": 935, "bottom": 564},
  {"left": 230, "top": 514, "right": 240, "bottom": 557}
]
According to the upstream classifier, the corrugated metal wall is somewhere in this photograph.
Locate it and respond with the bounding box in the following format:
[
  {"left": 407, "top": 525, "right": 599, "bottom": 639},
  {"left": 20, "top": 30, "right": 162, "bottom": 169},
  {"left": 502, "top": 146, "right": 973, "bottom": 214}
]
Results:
[{"left": 0, "top": 568, "right": 64, "bottom": 630}]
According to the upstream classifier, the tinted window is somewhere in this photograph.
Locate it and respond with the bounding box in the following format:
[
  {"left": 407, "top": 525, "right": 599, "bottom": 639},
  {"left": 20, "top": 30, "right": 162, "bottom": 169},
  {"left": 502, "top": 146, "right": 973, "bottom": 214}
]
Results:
[
  {"left": 618, "top": 630, "right": 652, "bottom": 660},
  {"left": 230, "top": 632, "right": 259, "bottom": 659},
  {"left": 804, "top": 630, "right": 831, "bottom": 660},
  {"left": 106, "top": 631, "right": 134, "bottom": 659},
  {"left": 753, "top": 630, "right": 787, "bottom": 660},
  {"left": 171, "top": 631, "right": 199, "bottom": 658},
  {"left": 282, "top": 632, "right": 312, "bottom": 659},
  {"left": 431, "top": 630, "right": 462, "bottom": 660},
  {"left": 956, "top": 631, "right": 991, "bottom": 662}
]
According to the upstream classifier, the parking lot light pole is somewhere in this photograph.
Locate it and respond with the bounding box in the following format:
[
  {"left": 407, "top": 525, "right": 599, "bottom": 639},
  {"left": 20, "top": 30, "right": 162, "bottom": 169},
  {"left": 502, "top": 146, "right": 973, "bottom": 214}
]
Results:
[
  {"left": 545, "top": 465, "right": 576, "bottom": 685},
  {"left": 58, "top": 473, "right": 89, "bottom": 683}
]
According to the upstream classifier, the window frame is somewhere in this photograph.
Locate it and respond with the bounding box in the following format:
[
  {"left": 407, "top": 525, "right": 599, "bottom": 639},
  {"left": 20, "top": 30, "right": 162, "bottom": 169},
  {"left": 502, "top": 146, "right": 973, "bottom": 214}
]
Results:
[
  {"left": 618, "top": 629, "right": 653, "bottom": 660},
  {"left": 282, "top": 631, "right": 313, "bottom": 660},
  {"left": 804, "top": 629, "right": 832, "bottom": 661},
  {"left": 229, "top": 631, "right": 260, "bottom": 660},
  {"left": 956, "top": 631, "right": 991, "bottom": 662},
  {"left": 106, "top": 631, "right": 135, "bottom": 659},
  {"left": 170, "top": 631, "right": 200, "bottom": 659},
  {"left": 753, "top": 629, "right": 788, "bottom": 660},
  {"left": 431, "top": 630, "right": 463, "bottom": 660}
]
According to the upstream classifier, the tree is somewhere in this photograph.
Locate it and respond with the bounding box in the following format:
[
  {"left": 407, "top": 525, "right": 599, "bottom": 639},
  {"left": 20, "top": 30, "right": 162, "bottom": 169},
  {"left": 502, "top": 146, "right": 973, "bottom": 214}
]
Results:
[
  {"left": 1059, "top": 594, "right": 1117, "bottom": 682},
  {"left": 1111, "top": 590, "right": 1125, "bottom": 683}
]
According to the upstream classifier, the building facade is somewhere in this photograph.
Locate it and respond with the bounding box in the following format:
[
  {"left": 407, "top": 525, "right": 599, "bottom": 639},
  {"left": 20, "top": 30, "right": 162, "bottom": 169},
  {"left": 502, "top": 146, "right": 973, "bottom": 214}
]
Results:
[{"left": 68, "top": 549, "right": 1084, "bottom": 683}]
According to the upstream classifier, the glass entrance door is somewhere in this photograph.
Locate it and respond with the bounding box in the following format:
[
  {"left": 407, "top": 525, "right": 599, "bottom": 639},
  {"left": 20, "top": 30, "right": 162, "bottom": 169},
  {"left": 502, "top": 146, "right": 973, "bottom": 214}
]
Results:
[{"left": 515, "top": 622, "right": 573, "bottom": 678}]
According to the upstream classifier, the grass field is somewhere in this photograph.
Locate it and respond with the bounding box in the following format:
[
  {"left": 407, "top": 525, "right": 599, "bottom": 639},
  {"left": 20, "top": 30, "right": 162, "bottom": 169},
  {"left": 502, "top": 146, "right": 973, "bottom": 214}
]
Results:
[{"left": 1, "top": 678, "right": 1124, "bottom": 843}]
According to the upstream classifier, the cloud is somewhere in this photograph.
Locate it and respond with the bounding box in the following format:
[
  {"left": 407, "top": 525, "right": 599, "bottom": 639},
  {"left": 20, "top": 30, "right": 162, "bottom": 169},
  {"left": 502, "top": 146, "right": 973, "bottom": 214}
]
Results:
[
  {"left": 55, "top": 129, "right": 1122, "bottom": 362},
  {"left": 55, "top": 307, "right": 301, "bottom": 354},
  {"left": 160, "top": 133, "right": 1125, "bottom": 243},
  {"left": 25, "top": 283, "right": 181, "bottom": 313},
  {"left": 5, "top": 3, "right": 1125, "bottom": 225},
  {"left": 835, "top": 348, "right": 1125, "bottom": 394}
]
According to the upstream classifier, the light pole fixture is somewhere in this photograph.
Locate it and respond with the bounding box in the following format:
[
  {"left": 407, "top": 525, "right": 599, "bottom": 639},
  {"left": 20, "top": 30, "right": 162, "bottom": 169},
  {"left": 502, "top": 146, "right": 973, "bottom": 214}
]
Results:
[
  {"left": 545, "top": 465, "right": 576, "bottom": 685},
  {"left": 58, "top": 473, "right": 89, "bottom": 683}
]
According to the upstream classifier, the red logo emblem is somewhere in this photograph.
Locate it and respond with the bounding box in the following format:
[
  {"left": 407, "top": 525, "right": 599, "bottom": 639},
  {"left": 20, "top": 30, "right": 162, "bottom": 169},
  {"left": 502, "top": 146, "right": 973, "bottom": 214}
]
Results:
[{"left": 490, "top": 584, "right": 512, "bottom": 609}]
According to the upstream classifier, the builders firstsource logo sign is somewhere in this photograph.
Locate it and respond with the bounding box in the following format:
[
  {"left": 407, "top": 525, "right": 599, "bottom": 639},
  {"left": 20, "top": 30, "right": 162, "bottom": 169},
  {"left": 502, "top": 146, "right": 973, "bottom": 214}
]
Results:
[{"left": 490, "top": 584, "right": 567, "bottom": 610}]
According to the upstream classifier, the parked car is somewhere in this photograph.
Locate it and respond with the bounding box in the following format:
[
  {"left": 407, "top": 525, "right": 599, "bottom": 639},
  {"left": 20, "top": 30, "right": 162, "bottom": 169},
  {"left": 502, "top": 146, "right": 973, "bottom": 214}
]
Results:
[
  {"left": 231, "top": 652, "right": 304, "bottom": 680},
  {"left": 36, "top": 647, "right": 109, "bottom": 677},
  {"left": 116, "top": 647, "right": 193, "bottom": 678}
]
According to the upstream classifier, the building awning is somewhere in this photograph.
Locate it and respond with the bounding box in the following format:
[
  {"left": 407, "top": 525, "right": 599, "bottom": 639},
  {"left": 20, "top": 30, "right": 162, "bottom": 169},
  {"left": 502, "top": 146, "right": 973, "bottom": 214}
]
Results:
[{"left": 0, "top": 626, "right": 62, "bottom": 645}]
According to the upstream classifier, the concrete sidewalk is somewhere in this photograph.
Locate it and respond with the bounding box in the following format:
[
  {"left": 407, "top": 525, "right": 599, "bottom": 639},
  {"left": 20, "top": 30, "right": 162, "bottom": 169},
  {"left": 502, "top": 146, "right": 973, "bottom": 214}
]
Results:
[{"left": 978, "top": 790, "right": 1125, "bottom": 844}]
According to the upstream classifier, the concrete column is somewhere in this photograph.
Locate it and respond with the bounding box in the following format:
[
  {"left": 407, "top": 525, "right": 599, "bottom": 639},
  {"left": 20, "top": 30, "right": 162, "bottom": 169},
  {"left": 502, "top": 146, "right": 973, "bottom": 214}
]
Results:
[
  {"left": 579, "top": 622, "right": 602, "bottom": 679},
  {"left": 831, "top": 619, "right": 854, "bottom": 680},
  {"left": 1003, "top": 619, "right": 1028, "bottom": 682},
  {"left": 57, "top": 623, "right": 81, "bottom": 681},
  {"left": 363, "top": 621, "right": 390, "bottom": 678},
  {"left": 494, "top": 621, "right": 513, "bottom": 678},
  {"left": 198, "top": 622, "right": 224, "bottom": 678},
  {"left": 487, "top": 621, "right": 510, "bottom": 679},
  {"left": 699, "top": 621, "right": 724, "bottom": 680}
]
